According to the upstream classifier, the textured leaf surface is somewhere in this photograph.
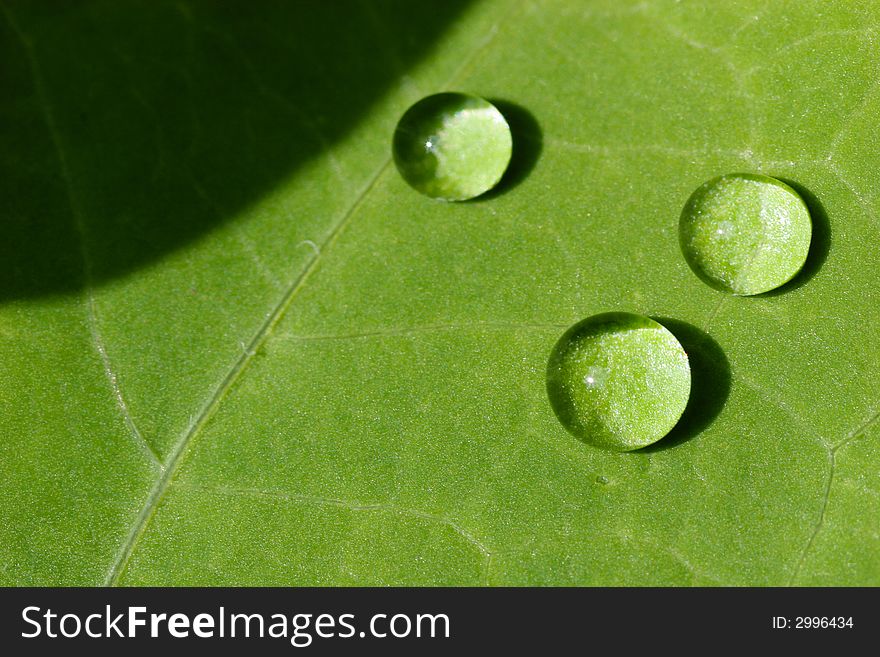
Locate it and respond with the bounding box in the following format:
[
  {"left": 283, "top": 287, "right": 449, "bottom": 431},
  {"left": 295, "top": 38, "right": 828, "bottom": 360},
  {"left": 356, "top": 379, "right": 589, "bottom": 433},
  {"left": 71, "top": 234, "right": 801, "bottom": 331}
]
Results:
[{"left": 1, "top": 0, "right": 879, "bottom": 586}]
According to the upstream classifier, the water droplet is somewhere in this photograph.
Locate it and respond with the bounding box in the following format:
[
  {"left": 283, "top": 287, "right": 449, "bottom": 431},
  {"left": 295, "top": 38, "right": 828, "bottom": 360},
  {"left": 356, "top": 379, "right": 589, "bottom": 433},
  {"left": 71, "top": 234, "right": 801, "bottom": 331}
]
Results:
[
  {"left": 392, "top": 92, "right": 512, "bottom": 201},
  {"left": 679, "top": 173, "right": 812, "bottom": 295},
  {"left": 546, "top": 313, "right": 691, "bottom": 452},
  {"left": 595, "top": 475, "right": 610, "bottom": 485}
]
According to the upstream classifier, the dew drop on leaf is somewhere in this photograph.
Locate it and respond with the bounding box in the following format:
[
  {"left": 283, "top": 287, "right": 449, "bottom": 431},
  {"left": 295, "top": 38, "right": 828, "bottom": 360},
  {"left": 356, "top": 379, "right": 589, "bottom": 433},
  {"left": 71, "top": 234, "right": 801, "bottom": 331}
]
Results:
[
  {"left": 392, "top": 92, "right": 512, "bottom": 201},
  {"left": 678, "top": 173, "right": 812, "bottom": 295},
  {"left": 546, "top": 313, "right": 691, "bottom": 452}
]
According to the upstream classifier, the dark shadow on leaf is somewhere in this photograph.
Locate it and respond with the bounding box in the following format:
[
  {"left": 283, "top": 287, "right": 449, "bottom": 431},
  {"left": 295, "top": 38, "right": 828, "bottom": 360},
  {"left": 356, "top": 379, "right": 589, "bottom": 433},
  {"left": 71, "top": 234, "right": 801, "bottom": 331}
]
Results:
[
  {"left": 0, "top": 0, "right": 472, "bottom": 300},
  {"left": 473, "top": 99, "right": 542, "bottom": 201},
  {"left": 756, "top": 178, "right": 830, "bottom": 297},
  {"left": 639, "top": 317, "right": 730, "bottom": 452}
]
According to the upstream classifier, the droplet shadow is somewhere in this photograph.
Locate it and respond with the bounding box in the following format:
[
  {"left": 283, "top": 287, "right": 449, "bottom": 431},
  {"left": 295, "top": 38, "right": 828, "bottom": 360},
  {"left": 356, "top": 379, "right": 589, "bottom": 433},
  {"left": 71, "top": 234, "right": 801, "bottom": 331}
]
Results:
[
  {"left": 639, "top": 317, "right": 731, "bottom": 452},
  {"left": 757, "top": 179, "right": 830, "bottom": 296},
  {"left": 473, "top": 99, "right": 542, "bottom": 201}
]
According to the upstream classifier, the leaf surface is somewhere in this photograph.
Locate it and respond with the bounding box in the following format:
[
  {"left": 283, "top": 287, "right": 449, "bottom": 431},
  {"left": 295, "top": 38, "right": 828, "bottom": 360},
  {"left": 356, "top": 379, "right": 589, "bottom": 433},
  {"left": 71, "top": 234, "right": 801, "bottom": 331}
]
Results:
[{"left": 1, "top": 0, "right": 878, "bottom": 585}]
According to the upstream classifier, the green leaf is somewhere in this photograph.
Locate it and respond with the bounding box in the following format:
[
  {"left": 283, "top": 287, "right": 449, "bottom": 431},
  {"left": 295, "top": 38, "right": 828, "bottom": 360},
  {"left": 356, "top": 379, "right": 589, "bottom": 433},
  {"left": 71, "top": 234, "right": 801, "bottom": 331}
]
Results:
[{"left": 1, "top": 0, "right": 878, "bottom": 586}]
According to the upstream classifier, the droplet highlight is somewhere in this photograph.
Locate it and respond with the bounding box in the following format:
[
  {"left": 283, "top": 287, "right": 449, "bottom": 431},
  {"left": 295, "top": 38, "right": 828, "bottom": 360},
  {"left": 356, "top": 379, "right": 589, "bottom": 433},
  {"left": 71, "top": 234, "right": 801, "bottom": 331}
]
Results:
[
  {"left": 679, "top": 173, "right": 812, "bottom": 295},
  {"left": 546, "top": 313, "right": 691, "bottom": 452},
  {"left": 392, "top": 92, "right": 512, "bottom": 201}
]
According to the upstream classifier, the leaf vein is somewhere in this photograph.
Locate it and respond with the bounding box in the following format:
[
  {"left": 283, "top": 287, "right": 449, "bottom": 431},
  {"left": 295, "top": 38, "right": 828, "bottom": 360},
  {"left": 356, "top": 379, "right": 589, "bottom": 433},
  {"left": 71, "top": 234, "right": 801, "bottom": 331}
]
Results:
[
  {"left": 788, "top": 448, "right": 834, "bottom": 586},
  {"left": 834, "top": 404, "right": 880, "bottom": 452},
  {"left": 743, "top": 26, "right": 880, "bottom": 75},
  {"left": 185, "top": 484, "right": 494, "bottom": 585},
  {"left": 824, "top": 160, "right": 880, "bottom": 231}
]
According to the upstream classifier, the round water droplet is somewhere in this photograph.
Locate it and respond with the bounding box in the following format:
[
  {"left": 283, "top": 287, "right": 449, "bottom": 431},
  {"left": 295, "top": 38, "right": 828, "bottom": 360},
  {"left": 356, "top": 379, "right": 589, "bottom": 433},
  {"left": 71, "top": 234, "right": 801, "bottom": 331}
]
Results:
[
  {"left": 679, "top": 173, "right": 812, "bottom": 295},
  {"left": 546, "top": 313, "right": 691, "bottom": 452},
  {"left": 392, "top": 92, "right": 512, "bottom": 201}
]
